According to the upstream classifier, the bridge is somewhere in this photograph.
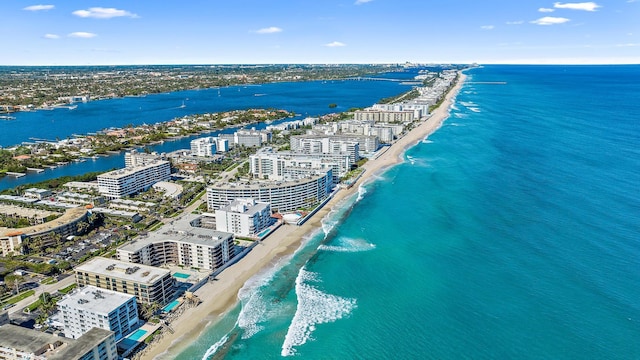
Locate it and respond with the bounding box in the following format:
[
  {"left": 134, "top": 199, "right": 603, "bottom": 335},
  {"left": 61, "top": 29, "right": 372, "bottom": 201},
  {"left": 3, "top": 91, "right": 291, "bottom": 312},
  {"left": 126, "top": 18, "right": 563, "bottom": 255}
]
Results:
[{"left": 344, "top": 77, "right": 404, "bottom": 82}]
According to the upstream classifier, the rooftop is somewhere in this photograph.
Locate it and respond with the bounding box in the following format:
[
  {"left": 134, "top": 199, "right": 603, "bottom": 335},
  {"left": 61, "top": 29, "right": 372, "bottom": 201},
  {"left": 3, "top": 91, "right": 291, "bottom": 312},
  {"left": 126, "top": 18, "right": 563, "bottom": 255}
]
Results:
[
  {"left": 0, "top": 324, "right": 113, "bottom": 360},
  {"left": 220, "top": 198, "right": 270, "bottom": 217},
  {"left": 98, "top": 160, "right": 170, "bottom": 180},
  {"left": 118, "top": 214, "right": 233, "bottom": 253},
  {"left": 58, "top": 285, "right": 135, "bottom": 314},
  {"left": 209, "top": 170, "right": 330, "bottom": 190},
  {"left": 0, "top": 207, "right": 87, "bottom": 237},
  {"left": 75, "top": 257, "right": 170, "bottom": 285}
]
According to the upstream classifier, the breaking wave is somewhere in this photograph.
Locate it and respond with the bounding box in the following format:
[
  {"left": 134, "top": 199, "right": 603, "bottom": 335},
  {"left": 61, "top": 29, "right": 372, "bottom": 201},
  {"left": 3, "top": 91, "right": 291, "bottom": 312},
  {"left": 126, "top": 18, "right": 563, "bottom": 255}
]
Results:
[
  {"left": 281, "top": 269, "right": 357, "bottom": 356},
  {"left": 318, "top": 237, "right": 376, "bottom": 253},
  {"left": 201, "top": 335, "right": 229, "bottom": 360}
]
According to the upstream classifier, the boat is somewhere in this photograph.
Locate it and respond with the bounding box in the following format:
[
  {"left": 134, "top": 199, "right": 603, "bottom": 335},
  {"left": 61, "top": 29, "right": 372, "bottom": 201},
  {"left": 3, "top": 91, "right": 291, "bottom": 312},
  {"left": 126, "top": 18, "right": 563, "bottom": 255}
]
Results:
[
  {"left": 68, "top": 105, "right": 78, "bottom": 110},
  {"left": 179, "top": 101, "right": 186, "bottom": 108},
  {"left": 0, "top": 115, "right": 16, "bottom": 120}
]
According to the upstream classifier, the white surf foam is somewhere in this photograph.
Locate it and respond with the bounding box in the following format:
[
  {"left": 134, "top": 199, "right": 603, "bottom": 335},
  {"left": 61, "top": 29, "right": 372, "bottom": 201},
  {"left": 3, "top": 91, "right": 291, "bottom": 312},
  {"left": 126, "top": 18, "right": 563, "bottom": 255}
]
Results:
[
  {"left": 318, "top": 237, "right": 376, "bottom": 253},
  {"left": 281, "top": 269, "right": 357, "bottom": 356},
  {"left": 356, "top": 183, "right": 368, "bottom": 202},
  {"left": 468, "top": 107, "right": 481, "bottom": 113},
  {"left": 236, "top": 253, "right": 294, "bottom": 339},
  {"left": 422, "top": 138, "right": 433, "bottom": 144},
  {"left": 201, "top": 334, "right": 229, "bottom": 360}
]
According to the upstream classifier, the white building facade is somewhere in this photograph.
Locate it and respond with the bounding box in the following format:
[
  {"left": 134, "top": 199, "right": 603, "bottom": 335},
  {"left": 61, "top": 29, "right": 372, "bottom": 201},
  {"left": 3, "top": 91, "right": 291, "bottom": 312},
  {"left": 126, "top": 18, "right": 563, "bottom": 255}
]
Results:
[
  {"left": 97, "top": 160, "right": 171, "bottom": 199},
  {"left": 206, "top": 170, "right": 333, "bottom": 212},
  {"left": 215, "top": 198, "right": 272, "bottom": 237},
  {"left": 58, "top": 286, "right": 139, "bottom": 341}
]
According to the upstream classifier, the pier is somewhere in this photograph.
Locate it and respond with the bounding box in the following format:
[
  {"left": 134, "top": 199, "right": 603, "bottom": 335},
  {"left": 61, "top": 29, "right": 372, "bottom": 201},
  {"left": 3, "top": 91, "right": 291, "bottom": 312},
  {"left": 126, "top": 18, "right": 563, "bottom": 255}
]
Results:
[
  {"left": 345, "top": 77, "right": 406, "bottom": 82},
  {"left": 5, "top": 172, "right": 26, "bottom": 178},
  {"left": 28, "top": 137, "right": 58, "bottom": 143},
  {"left": 26, "top": 168, "right": 44, "bottom": 173}
]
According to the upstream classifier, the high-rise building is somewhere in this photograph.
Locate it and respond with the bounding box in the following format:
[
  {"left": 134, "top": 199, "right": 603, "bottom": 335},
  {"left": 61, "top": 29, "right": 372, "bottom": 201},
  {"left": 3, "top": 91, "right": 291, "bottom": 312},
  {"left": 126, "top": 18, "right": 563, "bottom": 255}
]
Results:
[
  {"left": 116, "top": 224, "right": 235, "bottom": 271},
  {"left": 74, "top": 257, "right": 175, "bottom": 305},
  {"left": 58, "top": 286, "right": 139, "bottom": 341},
  {"left": 215, "top": 198, "right": 272, "bottom": 237},
  {"left": 0, "top": 325, "right": 117, "bottom": 360},
  {"left": 97, "top": 161, "right": 171, "bottom": 199}
]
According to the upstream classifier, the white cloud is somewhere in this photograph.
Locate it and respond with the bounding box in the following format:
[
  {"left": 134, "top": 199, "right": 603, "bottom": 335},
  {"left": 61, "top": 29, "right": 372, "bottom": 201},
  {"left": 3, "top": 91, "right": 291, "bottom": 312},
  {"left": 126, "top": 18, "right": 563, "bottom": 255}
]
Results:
[
  {"left": 43, "top": 34, "right": 60, "bottom": 39},
  {"left": 539, "top": 7, "right": 555, "bottom": 12},
  {"left": 355, "top": 0, "right": 373, "bottom": 4},
  {"left": 553, "top": 2, "right": 601, "bottom": 11},
  {"left": 324, "top": 41, "right": 346, "bottom": 47},
  {"left": 255, "top": 27, "right": 283, "bottom": 34},
  {"left": 506, "top": 20, "right": 524, "bottom": 25},
  {"left": 531, "top": 16, "right": 571, "bottom": 25},
  {"left": 68, "top": 32, "right": 97, "bottom": 38},
  {"left": 616, "top": 43, "right": 640, "bottom": 47},
  {"left": 72, "top": 7, "right": 138, "bottom": 19},
  {"left": 481, "top": 25, "right": 495, "bottom": 30},
  {"left": 23, "top": 4, "right": 54, "bottom": 11}
]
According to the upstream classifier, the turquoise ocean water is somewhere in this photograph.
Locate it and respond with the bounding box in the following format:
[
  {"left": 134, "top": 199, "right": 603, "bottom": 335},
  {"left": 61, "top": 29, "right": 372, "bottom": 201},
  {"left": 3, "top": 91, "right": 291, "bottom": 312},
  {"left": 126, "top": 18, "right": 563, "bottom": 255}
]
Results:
[{"left": 173, "top": 65, "right": 640, "bottom": 359}]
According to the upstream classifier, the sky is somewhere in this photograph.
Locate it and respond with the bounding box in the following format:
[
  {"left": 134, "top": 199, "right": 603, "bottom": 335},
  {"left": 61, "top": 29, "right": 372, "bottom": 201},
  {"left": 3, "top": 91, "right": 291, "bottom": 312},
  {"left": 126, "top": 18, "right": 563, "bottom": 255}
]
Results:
[{"left": 1, "top": 0, "right": 639, "bottom": 65}]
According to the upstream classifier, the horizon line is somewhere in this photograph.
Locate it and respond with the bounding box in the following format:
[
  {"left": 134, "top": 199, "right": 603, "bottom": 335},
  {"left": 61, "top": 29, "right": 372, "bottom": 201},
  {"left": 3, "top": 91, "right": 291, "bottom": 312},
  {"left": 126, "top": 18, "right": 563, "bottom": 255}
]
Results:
[{"left": 1, "top": 62, "right": 640, "bottom": 67}]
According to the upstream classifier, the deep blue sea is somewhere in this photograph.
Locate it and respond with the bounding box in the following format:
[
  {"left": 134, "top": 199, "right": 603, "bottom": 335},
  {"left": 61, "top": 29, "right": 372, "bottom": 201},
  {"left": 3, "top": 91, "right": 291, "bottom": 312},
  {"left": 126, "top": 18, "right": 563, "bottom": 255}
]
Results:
[{"left": 170, "top": 65, "right": 640, "bottom": 360}]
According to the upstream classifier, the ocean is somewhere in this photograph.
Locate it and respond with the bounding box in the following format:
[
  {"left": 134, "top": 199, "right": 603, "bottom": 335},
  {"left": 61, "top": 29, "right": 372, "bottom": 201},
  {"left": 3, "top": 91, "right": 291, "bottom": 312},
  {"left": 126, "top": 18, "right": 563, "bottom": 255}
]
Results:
[{"left": 173, "top": 65, "right": 640, "bottom": 359}]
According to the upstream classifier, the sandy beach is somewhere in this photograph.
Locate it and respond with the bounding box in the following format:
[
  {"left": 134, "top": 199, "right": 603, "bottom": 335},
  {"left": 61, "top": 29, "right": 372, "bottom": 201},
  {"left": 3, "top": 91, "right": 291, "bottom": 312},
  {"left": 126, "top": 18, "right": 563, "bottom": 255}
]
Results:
[{"left": 138, "top": 71, "right": 467, "bottom": 360}]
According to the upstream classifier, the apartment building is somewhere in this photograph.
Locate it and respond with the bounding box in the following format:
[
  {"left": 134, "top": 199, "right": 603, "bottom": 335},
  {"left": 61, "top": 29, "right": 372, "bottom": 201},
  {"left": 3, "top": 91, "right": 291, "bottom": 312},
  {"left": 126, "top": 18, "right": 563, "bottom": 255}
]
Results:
[
  {"left": 116, "top": 225, "right": 234, "bottom": 271},
  {"left": 97, "top": 160, "right": 171, "bottom": 199},
  {"left": 74, "top": 257, "right": 175, "bottom": 305},
  {"left": 58, "top": 286, "right": 139, "bottom": 341},
  {"left": 0, "top": 325, "right": 117, "bottom": 360},
  {"left": 207, "top": 170, "right": 333, "bottom": 212},
  {"left": 215, "top": 198, "right": 272, "bottom": 237}
]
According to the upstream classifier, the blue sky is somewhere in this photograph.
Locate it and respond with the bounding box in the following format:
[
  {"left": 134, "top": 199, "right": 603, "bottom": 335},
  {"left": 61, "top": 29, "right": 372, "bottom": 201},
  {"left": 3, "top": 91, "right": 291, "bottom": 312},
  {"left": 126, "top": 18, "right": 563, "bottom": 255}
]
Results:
[{"left": 2, "top": 0, "right": 638, "bottom": 65}]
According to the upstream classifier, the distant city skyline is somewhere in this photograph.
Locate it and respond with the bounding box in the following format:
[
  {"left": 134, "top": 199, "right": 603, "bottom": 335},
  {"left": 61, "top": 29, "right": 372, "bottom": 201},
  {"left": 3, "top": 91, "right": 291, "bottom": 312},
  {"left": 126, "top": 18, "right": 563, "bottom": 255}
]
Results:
[{"left": 3, "top": 0, "right": 639, "bottom": 65}]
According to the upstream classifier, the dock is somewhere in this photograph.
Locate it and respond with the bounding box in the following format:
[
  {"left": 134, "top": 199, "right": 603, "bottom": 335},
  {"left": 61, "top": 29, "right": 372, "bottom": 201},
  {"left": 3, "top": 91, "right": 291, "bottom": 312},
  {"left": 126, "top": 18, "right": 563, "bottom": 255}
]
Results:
[
  {"left": 5, "top": 172, "right": 26, "bottom": 178},
  {"left": 26, "top": 168, "right": 44, "bottom": 173}
]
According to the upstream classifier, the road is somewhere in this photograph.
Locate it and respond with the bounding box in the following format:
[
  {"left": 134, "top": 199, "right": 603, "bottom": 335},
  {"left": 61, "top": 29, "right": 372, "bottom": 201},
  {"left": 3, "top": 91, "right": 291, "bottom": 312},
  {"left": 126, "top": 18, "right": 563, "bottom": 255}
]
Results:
[{"left": 5, "top": 274, "right": 76, "bottom": 316}]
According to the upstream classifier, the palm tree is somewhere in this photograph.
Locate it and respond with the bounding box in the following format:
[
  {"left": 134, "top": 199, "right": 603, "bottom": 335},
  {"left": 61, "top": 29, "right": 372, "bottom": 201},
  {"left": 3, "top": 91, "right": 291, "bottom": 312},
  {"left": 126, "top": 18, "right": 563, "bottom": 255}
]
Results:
[
  {"left": 76, "top": 221, "right": 90, "bottom": 235},
  {"left": 5, "top": 274, "right": 24, "bottom": 295}
]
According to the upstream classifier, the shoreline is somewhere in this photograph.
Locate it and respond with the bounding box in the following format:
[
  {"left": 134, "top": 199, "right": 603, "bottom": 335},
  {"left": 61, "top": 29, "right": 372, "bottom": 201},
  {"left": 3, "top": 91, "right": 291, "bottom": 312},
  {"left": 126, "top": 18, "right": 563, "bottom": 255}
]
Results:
[{"left": 138, "top": 71, "right": 468, "bottom": 360}]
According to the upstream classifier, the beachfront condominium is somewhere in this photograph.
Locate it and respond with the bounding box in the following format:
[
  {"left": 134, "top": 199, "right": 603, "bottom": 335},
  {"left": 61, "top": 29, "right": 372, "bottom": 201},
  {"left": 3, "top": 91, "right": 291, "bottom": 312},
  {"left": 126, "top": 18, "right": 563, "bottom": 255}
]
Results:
[
  {"left": 250, "top": 148, "right": 351, "bottom": 184},
  {"left": 0, "top": 324, "right": 117, "bottom": 360},
  {"left": 289, "top": 135, "right": 362, "bottom": 161},
  {"left": 74, "top": 257, "right": 176, "bottom": 305},
  {"left": 353, "top": 109, "right": 417, "bottom": 123},
  {"left": 329, "top": 119, "right": 404, "bottom": 144},
  {"left": 116, "top": 220, "right": 235, "bottom": 271},
  {"left": 97, "top": 160, "right": 171, "bottom": 199},
  {"left": 57, "top": 286, "right": 139, "bottom": 341},
  {"left": 215, "top": 198, "right": 272, "bottom": 237},
  {"left": 206, "top": 169, "right": 333, "bottom": 212}
]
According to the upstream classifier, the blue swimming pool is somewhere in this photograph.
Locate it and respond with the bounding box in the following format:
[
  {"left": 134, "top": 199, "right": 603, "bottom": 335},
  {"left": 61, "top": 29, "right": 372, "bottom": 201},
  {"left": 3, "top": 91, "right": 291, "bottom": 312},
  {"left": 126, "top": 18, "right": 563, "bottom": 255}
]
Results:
[
  {"left": 128, "top": 329, "right": 147, "bottom": 341},
  {"left": 172, "top": 272, "right": 190, "bottom": 279},
  {"left": 258, "top": 228, "right": 271, "bottom": 238},
  {"left": 163, "top": 299, "right": 180, "bottom": 312}
]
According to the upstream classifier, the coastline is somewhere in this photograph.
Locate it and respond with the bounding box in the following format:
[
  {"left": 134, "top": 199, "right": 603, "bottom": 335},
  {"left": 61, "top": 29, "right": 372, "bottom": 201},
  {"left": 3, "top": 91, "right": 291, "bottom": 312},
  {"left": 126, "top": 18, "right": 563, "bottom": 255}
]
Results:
[{"left": 138, "top": 71, "right": 468, "bottom": 360}]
